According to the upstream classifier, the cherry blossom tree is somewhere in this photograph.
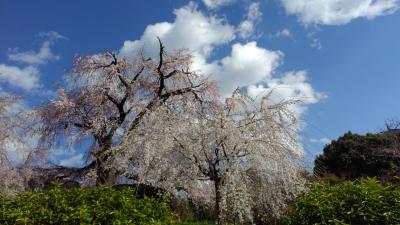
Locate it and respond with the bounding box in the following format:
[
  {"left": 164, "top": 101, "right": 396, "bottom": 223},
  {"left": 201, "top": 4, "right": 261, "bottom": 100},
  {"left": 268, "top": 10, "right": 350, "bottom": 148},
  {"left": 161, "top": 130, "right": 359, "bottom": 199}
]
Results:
[
  {"left": 115, "top": 89, "right": 305, "bottom": 223},
  {"left": 36, "top": 38, "right": 218, "bottom": 185},
  {"left": 0, "top": 95, "right": 33, "bottom": 195},
  {"left": 32, "top": 38, "right": 304, "bottom": 222}
]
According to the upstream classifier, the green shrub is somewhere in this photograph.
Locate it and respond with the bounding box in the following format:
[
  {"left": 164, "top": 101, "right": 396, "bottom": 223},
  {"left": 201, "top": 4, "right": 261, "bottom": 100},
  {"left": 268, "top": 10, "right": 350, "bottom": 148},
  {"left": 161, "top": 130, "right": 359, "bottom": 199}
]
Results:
[
  {"left": 0, "top": 184, "right": 173, "bottom": 225},
  {"left": 169, "top": 197, "right": 216, "bottom": 222},
  {"left": 284, "top": 178, "right": 400, "bottom": 225}
]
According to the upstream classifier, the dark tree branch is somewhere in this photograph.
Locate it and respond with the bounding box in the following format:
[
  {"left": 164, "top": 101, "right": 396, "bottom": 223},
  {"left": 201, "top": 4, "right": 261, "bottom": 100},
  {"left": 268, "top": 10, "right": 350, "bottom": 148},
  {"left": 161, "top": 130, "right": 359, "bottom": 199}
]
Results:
[
  {"left": 156, "top": 37, "right": 164, "bottom": 73},
  {"left": 105, "top": 93, "right": 120, "bottom": 107},
  {"left": 193, "top": 155, "right": 210, "bottom": 178},
  {"left": 132, "top": 66, "right": 144, "bottom": 82},
  {"left": 165, "top": 69, "right": 178, "bottom": 79},
  {"left": 157, "top": 37, "right": 165, "bottom": 97},
  {"left": 128, "top": 100, "right": 157, "bottom": 132},
  {"left": 118, "top": 75, "right": 129, "bottom": 89}
]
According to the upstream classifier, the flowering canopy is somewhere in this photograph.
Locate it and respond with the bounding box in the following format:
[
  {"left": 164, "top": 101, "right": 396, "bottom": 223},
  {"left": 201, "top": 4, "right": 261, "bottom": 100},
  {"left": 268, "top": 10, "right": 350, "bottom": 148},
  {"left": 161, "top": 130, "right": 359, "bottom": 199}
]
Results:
[
  {"left": 36, "top": 39, "right": 218, "bottom": 184},
  {"left": 115, "top": 89, "right": 305, "bottom": 223},
  {"left": 0, "top": 95, "right": 32, "bottom": 195}
]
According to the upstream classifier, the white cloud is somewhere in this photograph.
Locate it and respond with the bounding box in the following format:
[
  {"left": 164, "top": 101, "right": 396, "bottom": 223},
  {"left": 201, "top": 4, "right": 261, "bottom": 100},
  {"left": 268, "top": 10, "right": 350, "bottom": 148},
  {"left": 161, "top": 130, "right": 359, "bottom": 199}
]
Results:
[
  {"left": 278, "top": 71, "right": 326, "bottom": 104},
  {"left": 8, "top": 41, "right": 60, "bottom": 65},
  {"left": 119, "top": 2, "right": 323, "bottom": 119},
  {"left": 8, "top": 31, "right": 64, "bottom": 65},
  {"left": 248, "top": 71, "right": 326, "bottom": 105},
  {"left": 279, "top": 0, "right": 399, "bottom": 26},
  {"left": 0, "top": 64, "right": 41, "bottom": 90},
  {"left": 38, "top": 31, "right": 66, "bottom": 41},
  {"left": 202, "top": 0, "right": 234, "bottom": 9},
  {"left": 120, "top": 2, "right": 235, "bottom": 59},
  {"left": 247, "top": 71, "right": 326, "bottom": 117},
  {"left": 59, "top": 153, "right": 84, "bottom": 167},
  {"left": 237, "top": 2, "right": 262, "bottom": 38},
  {"left": 276, "top": 28, "right": 291, "bottom": 38},
  {"left": 0, "top": 31, "right": 64, "bottom": 91},
  {"left": 310, "top": 38, "right": 322, "bottom": 50},
  {"left": 211, "top": 42, "right": 282, "bottom": 95}
]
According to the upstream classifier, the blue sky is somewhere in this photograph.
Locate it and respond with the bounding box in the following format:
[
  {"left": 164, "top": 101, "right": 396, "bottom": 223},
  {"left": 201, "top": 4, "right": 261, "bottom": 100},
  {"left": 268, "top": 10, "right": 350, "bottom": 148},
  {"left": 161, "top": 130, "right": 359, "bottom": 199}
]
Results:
[{"left": 1, "top": 0, "right": 400, "bottom": 166}]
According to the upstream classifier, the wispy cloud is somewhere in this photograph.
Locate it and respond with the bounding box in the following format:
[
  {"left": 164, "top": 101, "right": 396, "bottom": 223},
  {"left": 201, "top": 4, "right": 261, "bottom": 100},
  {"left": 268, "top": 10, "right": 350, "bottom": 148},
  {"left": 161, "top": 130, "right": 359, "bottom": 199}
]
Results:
[
  {"left": 8, "top": 42, "right": 60, "bottom": 65},
  {"left": 237, "top": 2, "right": 262, "bottom": 38},
  {"left": 310, "top": 38, "right": 322, "bottom": 50},
  {"left": 279, "top": 0, "right": 399, "bottom": 26},
  {"left": 8, "top": 31, "right": 65, "bottom": 65},
  {"left": 275, "top": 28, "right": 291, "bottom": 38},
  {"left": 0, "top": 31, "right": 65, "bottom": 91},
  {"left": 202, "top": 0, "right": 234, "bottom": 9},
  {"left": 310, "top": 137, "right": 331, "bottom": 145},
  {"left": 0, "top": 65, "right": 41, "bottom": 90}
]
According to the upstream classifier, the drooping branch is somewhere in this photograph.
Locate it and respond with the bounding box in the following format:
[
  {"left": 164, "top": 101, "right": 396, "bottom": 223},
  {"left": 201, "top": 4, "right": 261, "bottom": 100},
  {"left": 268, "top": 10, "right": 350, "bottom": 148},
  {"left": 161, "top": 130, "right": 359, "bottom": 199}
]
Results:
[{"left": 117, "top": 89, "right": 305, "bottom": 223}]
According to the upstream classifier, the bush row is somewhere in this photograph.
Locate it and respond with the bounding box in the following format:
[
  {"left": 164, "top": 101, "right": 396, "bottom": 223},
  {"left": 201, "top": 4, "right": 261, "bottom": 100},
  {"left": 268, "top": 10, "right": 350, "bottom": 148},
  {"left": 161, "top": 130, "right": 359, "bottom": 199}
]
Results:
[
  {"left": 0, "top": 184, "right": 173, "bottom": 225},
  {"left": 284, "top": 178, "right": 400, "bottom": 225},
  {"left": 3, "top": 178, "right": 399, "bottom": 225}
]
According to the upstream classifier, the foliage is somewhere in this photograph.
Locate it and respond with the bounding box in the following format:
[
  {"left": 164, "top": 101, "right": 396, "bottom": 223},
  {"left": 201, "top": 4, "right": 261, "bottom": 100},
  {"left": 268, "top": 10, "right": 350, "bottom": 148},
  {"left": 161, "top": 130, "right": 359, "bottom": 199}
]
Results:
[
  {"left": 169, "top": 197, "right": 216, "bottom": 222},
  {"left": 0, "top": 185, "right": 173, "bottom": 225},
  {"left": 314, "top": 131, "right": 400, "bottom": 180},
  {"left": 284, "top": 178, "right": 400, "bottom": 225}
]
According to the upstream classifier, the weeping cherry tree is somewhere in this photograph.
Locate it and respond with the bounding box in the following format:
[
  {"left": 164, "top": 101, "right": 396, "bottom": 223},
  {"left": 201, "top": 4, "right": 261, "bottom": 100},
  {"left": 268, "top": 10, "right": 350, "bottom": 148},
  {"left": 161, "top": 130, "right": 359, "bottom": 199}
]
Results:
[{"left": 115, "top": 89, "right": 305, "bottom": 223}]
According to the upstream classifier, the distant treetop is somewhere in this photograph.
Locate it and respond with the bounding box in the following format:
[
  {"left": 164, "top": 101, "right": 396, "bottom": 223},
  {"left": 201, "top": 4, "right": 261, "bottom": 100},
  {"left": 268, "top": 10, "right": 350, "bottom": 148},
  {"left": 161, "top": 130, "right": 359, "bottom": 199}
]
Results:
[{"left": 314, "top": 131, "right": 400, "bottom": 181}]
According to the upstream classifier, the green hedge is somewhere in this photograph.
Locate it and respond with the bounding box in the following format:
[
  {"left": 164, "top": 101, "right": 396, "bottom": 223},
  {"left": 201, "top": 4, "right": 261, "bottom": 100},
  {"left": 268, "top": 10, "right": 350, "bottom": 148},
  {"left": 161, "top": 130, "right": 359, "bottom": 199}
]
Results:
[
  {"left": 284, "top": 178, "right": 400, "bottom": 225},
  {"left": 0, "top": 185, "right": 173, "bottom": 225}
]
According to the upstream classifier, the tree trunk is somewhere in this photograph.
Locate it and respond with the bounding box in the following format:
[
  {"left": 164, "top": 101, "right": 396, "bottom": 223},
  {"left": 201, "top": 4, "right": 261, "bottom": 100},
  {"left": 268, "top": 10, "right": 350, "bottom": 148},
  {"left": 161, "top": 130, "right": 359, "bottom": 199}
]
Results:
[
  {"left": 96, "top": 155, "right": 116, "bottom": 186},
  {"left": 214, "top": 179, "right": 222, "bottom": 224},
  {"left": 96, "top": 136, "right": 116, "bottom": 186}
]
